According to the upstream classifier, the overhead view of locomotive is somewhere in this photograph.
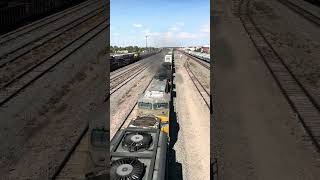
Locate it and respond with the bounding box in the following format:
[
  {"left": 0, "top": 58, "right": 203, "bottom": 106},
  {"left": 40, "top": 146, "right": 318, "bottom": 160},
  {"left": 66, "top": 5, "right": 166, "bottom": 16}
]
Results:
[
  {"left": 110, "top": 119, "right": 167, "bottom": 180},
  {"left": 110, "top": 51, "right": 174, "bottom": 180},
  {"left": 137, "top": 52, "right": 173, "bottom": 137}
]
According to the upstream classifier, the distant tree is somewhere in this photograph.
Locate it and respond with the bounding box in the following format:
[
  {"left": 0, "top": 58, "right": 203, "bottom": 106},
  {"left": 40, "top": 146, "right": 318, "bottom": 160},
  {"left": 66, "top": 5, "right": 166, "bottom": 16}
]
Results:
[
  {"left": 127, "top": 46, "right": 133, "bottom": 53},
  {"left": 195, "top": 48, "right": 201, "bottom": 52}
]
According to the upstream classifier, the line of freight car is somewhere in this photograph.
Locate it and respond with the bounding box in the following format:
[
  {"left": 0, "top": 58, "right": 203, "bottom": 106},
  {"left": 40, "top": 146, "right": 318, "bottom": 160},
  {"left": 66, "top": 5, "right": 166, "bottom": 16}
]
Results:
[
  {"left": 110, "top": 51, "right": 161, "bottom": 72},
  {"left": 0, "top": 0, "right": 88, "bottom": 35}
]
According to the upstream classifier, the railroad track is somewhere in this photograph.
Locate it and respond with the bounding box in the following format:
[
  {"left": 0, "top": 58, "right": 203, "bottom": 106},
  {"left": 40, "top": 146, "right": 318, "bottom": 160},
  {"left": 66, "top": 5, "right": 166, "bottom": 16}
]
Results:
[
  {"left": 0, "top": 6, "right": 105, "bottom": 69},
  {"left": 0, "top": 16, "right": 109, "bottom": 107},
  {"left": 105, "top": 61, "right": 155, "bottom": 101},
  {"left": 0, "top": 0, "right": 100, "bottom": 46},
  {"left": 53, "top": 70, "right": 155, "bottom": 179},
  {"left": 110, "top": 62, "right": 153, "bottom": 91},
  {"left": 240, "top": 0, "right": 320, "bottom": 151},
  {"left": 277, "top": 0, "right": 320, "bottom": 26},
  {"left": 110, "top": 58, "right": 153, "bottom": 79},
  {"left": 112, "top": 76, "right": 155, "bottom": 139},
  {"left": 184, "top": 59, "right": 210, "bottom": 109},
  {"left": 182, "top": 51, "right": 210, "bottom": 70}
]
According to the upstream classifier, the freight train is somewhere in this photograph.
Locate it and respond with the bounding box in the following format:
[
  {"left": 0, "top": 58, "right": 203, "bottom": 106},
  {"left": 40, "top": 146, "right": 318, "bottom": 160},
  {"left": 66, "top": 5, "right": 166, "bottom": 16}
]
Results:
[
  {"left": 109, "top": 51, "right": 174, "bottom": 180},
  {"left": 184, "top": 50, "right": 210, "bottom": 63},
  {"left": 110, "top": 50, "right": 161, "bottom": 71}
]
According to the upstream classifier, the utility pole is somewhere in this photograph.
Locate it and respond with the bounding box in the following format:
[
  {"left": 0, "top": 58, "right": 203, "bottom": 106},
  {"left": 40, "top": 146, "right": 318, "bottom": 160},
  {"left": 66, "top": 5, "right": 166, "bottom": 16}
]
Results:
[{"left": 145, "top": 35, "right": 149, "bottom": 52}]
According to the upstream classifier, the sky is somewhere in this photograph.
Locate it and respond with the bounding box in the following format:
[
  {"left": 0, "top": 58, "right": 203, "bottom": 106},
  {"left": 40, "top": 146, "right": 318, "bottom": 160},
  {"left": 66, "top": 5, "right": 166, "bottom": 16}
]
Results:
[{"left": 110, "top": 0, "right": 210, "bottom": 47}]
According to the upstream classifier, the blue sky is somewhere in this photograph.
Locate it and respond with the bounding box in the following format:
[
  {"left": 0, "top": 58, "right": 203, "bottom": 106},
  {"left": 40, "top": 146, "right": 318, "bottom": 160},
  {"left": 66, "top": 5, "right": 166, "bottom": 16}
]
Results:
[{"left": 110, "top": 0, "right": 210, "bottom": 47}]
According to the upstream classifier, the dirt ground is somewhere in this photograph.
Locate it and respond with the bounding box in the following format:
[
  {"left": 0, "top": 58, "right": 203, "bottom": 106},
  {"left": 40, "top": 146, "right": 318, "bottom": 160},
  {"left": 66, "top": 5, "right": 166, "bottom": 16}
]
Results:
[
  {"left": 212, "top": 0, "right": 320, "bottom": 179},
  {"left": 169, "top": 51, "right": 210, "bottom": 180},
  {"left": 0, "top": 26, "right": 106, "bottom": 179},
  {"left": 110, "top": 52, "right": 164, "bottom": 139},
  {"left": 250, "top": 0, "right": 320, "bottom": 106},
  {"left": 187, "top": 57, "right": 210, "bottom": 93}
]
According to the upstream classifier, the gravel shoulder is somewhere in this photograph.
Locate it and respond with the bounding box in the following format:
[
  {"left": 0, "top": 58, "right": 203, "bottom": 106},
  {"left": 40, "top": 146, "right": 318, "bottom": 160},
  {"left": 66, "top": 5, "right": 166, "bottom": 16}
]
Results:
[
  {"left": 250, "top": 0, "right": 320, "bottom": 105},
  {"left": 187, "top": 56, "right": 210, "bottom": 93},
  {"left": 213, "top": 0, "right": 320, "bottom": 179},
  {"left": 0, "top": 27, "right": 107, "bottom": 179},
  {"left": 110, "top": 52, "right": 165, "bottom": 139},
  {"left": 171, "top": 52, "right": 210, "bottom": 180}
]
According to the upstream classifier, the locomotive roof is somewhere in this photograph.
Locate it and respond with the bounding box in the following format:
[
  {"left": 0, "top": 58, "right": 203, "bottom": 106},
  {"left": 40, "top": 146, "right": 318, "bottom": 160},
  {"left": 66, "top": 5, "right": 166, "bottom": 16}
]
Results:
[
  {"left": 138, "top": 79, "right": 170, "bottom": 103},
  {"left": 154, "top": 70, "right": 170, "bottom": 80},
  {"left": 129, "top": 116, "right": 160, "bottom": 129},
  {"left": 138, "top": 92, "right": 170, "bottom": 104},
  {"left": 148, "top": 79, "right": 167, "bottom": 92}
]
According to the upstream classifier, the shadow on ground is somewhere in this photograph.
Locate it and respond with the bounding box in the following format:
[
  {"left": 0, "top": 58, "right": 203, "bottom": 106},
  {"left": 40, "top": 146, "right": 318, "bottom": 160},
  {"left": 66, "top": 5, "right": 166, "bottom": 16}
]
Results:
[{"left": 167, "top": 71, "right": 183, "bottom": 180}]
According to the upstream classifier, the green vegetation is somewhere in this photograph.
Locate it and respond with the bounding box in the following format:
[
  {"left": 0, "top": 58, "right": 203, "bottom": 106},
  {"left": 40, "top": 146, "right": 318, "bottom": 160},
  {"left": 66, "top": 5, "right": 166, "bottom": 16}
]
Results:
[
  {"left": 194, "top": 48, "right": 202, "bottom": 52},
  {"left": 110, "top": 46, "right": 157, "bottom": 53}
]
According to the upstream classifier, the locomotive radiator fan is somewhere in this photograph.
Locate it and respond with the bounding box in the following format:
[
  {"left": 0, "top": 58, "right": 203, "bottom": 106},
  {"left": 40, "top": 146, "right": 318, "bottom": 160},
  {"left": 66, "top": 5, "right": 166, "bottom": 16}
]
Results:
[
  {"left": 111, "top": 158, "right": 145, "bottom": 180},
  {"left": 122, "top": 132, "right": 153, "bottom": 152}
]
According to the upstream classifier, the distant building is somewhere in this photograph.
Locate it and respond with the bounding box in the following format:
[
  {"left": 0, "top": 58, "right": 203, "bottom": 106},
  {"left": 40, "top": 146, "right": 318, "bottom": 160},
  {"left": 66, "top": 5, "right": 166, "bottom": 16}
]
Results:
[{"left": 200, "top": 45, "right": 210, "bottom": 54}]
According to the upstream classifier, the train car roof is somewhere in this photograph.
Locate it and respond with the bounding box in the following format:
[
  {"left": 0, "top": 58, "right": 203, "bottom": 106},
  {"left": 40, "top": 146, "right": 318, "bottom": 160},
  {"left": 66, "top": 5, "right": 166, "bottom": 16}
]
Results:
[
  {"left": 138, "top": 92, "right": 170, "bottom": 103},
  {"left": 148, "top": 79, "right": 167, "bottom": 92}
]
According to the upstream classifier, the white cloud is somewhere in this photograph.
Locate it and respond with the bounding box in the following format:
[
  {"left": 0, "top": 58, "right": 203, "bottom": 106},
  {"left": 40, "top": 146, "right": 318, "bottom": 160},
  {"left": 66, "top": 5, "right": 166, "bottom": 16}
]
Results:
[
  {"left": 142, "top": 29, "right": 161, "bottom": 37},
  {"left": 163, "top": 32, "right": 174, "bottom": 39},
  {"left": 149, "top": 32, "right": 161, "bottom": 36},
  {"left": 200, "top": 24, "right": 210, "bottom": 33},
  {"left": 133, "top": 24, "right": 143, "bottom": 28},
  {"left": 176, "top": 22, "right": 185, "bottom": 26},
  {"left": 169, "top": 26, "right": 180, "bottom": 31},
  {"left": 142, "top": 29, "right": 150, "bottom": 34},
  {"left": 177, "top": 32, "right": 198, "bottom": 39}
]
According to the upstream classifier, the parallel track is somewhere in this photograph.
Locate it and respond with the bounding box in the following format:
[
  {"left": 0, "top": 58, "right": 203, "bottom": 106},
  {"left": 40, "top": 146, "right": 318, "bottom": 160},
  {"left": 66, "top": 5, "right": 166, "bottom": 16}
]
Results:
[
  {"left": 0, "top": 18, "right": 109, "bottom": 107},
  {"left": 0, "top": 6, "right": 105, "bottom": 68},
  {"left": 0, "top": 0, "right": 100, "bottom": 45},
  {"left": 184, "top": 59, "right": 210, "bottom": 109},
  {"left": 110, "top": 62, "right": 153, "bottom": 94},
  {"left": 182, "top": 51, "right": 210, "bottom": 70},
  {"left": 277, "top": 0, "right": 320, "bottom": 26},
  {"left": 113, "top": 77, "right": 155, "bottom": 138},
  {"left": 53, "top": 66, "right": 155, "bottom": 179},
  {"left": 240, "top": 0, "right": 320, "bottom": 151}
]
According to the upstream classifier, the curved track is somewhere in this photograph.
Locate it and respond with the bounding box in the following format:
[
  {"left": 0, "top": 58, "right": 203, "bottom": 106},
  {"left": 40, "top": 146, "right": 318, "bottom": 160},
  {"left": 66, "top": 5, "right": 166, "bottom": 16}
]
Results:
[
  {"left": 277, "top": 0, "right": 320, "bottom": 26},
  {"left": 240, "top": 0, "right": 320, "bottom": 151}
]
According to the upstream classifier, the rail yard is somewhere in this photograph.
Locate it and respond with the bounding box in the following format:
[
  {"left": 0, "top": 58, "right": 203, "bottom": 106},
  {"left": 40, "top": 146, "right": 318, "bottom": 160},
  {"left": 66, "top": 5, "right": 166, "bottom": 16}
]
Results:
[
  {"left": 213, "top": 0, "right": 320, "bottom": 179},
  {"left": 0, "top": 0, "right": 108, "bottom": 179},
  {"left": 3, "top": 0, "right": 320, "bottom": 179},
  {"left": 109, "top": 49, "right": 211, "bottom": 180}
]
